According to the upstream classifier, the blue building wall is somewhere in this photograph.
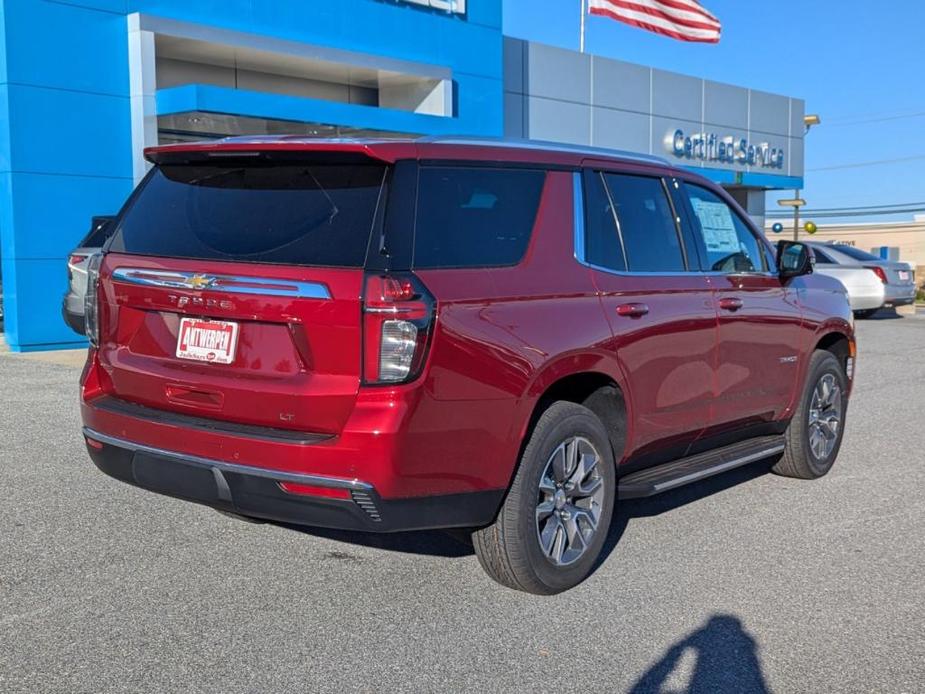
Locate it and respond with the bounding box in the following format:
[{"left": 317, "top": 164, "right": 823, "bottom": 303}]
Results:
[{"left": 0, "top": 0, "right": 504, "bottom": 351}]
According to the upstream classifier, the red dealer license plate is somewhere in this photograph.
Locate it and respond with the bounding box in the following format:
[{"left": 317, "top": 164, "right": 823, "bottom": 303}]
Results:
[{"left": 176, "top": 318, "right": 239, "bottom": 364}]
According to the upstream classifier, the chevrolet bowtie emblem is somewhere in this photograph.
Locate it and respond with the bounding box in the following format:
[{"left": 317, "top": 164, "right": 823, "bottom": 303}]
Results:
[{"left": 186, "top": 274, "right": 216, "bottom": 290}]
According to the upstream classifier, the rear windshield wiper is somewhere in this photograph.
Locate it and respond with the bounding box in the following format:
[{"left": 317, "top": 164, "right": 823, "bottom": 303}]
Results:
[{"left": 304, "top": 167, "right": 340, "bottom": 225}]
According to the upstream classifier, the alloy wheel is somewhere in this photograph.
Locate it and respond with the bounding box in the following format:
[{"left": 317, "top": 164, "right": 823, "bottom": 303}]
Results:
[
  {"left": 808, "top": 373, "right": 842, "bottom": 460},
  {"left": 535, "top": 436, "right": 605, "bottom": 566}
]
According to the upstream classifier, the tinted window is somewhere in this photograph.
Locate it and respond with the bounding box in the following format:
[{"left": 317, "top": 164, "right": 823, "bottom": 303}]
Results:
[
  {"left": 583, "top": 171, "right": 625, "bottom": 271},
  {"left": 685, "top": 184, "right": 765, "bottom": 273},
  {"left": 762, "top": 240, "right": 779, "bottom": 270},
  {"left": 413, "top": 167, "right": 545, "bottom": 269},
  {"left": 810, "top": 246, "right": 837, "bottom": 264},
  {"left": 829, "top": 244, "right": 880, "bottom": 261},
  {"left": 109, "top": 163, "right": 386, "bottom": 266},
  {"left": 603, "top": 174, "right": 685, "bottom": 272},
  {"left": 80, "top": 216, "right": 115, "bottom": 248}
]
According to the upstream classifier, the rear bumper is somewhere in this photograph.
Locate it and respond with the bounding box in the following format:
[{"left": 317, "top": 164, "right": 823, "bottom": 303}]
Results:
[
  {"left": 84, "top": 427, "right": 504, "bottom": 532},
  {"left": 884, "top": 285, "right": 916, "bottom": 305}
]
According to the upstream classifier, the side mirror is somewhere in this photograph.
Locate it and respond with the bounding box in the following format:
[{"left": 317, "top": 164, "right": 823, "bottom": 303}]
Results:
[{"left": 777, "top": 240, "right": 813, "bottom": 279}]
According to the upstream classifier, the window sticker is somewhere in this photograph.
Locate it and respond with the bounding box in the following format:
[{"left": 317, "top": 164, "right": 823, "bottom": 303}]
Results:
[{"left": 691, "top": 198, "right": 739, "bottom": 254}]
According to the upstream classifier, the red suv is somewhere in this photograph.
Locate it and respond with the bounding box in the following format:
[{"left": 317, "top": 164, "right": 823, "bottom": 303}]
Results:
[{"left": 81, "top": 137, "right": 855, "bottom": 594}]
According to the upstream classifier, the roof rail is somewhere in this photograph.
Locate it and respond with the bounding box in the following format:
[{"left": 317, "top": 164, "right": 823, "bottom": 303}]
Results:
[{"left": 416, "top": 135, "right": 670, "bottom": 166}]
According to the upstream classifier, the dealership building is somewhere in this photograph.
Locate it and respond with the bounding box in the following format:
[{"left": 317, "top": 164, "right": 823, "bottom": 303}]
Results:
[{"left": 0, "top": 0, "right": 805, "bottom": 351}]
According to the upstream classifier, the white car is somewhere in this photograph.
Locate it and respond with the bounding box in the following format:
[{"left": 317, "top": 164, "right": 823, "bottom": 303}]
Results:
[
  {"left": 808, "top": 242, "right": 916, "bottom": 317},
  {"left": 808, "top": 246, "right": 884, "bottom": 316}
]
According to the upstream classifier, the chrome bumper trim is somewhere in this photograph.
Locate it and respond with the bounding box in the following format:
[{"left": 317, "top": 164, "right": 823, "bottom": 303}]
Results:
[{"left": 82, "top": 427, "right": 373, "bottom": 491}]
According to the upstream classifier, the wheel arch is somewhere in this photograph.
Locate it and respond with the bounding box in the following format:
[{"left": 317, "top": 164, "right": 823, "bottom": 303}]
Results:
[
  {"left": 513, "top": 355, "right": 631, "bottom": 468},
  {"left": 815, "top": 330, "right": 852, "bottom": 364},
  {"left": 810, "top": 327, "right": 856, "bottom": 397}
]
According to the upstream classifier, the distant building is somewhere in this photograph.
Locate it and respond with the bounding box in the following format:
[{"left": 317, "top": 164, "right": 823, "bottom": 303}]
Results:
[{"left": 766, "top": 216, "right": 925, "bottom": 271}]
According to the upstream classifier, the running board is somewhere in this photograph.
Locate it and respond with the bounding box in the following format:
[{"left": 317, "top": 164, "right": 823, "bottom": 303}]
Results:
[{"left": 618, "top": 435, "right": 785, "bottom": 499}]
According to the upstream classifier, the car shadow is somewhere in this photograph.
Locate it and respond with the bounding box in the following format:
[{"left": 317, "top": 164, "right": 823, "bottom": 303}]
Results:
[
  {"left": 268, "top": 459, "right": 777, "bottom": 563},
  {"left": 864, "top": 307, "right": 902, "bottom": 320},
  {"left": 595, "top": 459, "right": 777, "bottom": 571},
  {"left": 628, "top": 613, "right": 771, "bottom": 694},
  {"left": 278, "top": 522, "right": 475, "bottom": 558}
]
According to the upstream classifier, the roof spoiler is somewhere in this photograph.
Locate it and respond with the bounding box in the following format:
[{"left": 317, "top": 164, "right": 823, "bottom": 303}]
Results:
[{"left": 144, "top": 139, "right": 399, "bottom": 165}]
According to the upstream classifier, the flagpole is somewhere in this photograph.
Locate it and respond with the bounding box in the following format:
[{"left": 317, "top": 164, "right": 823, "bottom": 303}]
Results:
[{"left": 579, "top": 0, "right": 586, "bottom": 53}]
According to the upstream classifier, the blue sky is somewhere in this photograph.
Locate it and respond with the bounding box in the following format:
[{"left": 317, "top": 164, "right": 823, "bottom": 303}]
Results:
[{"left": 503, "top": 0, "right": 925, "bottom": 222}]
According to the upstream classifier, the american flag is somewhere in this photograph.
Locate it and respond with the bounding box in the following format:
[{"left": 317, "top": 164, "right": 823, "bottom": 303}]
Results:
[{"left": 588, "top": 0, "right": 721, "bottom": 43}]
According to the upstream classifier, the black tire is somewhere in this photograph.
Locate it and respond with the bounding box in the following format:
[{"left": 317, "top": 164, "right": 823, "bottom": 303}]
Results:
[
  {"left": 472, "top": 401, "right": 616, "bottom": 594},
  {"left": 773, "top": 350, "right": 848, "bottom": 479},
  {"left": 853, "top": 308, "right": 879, "bottom": 319}
]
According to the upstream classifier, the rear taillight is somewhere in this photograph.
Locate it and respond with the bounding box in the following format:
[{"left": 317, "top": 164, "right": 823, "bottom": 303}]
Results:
[
  {"left": 84, "top": 253, "right": 103, "bottom": 345},
  {"left": 362, "top": 273, "right": 435, "bottom": 385},
  {"left": 68, "top": 254, "right": 89, "bottom": 267},
  {"left": 866, "top": 266, "right": 888, "bottom": 284}
]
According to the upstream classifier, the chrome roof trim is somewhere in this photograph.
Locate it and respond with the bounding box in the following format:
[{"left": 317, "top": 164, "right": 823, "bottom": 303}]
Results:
[{"left": 417, "top": 136, "right": 671, "bottom": 166}]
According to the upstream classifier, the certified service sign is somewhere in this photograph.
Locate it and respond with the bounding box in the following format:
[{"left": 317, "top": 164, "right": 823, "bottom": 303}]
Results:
[{"left": 665, "top": 129, "right": 785, "bottom": 169}]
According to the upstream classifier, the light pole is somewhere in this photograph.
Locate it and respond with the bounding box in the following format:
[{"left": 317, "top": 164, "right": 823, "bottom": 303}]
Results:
[
  {"left": 777, "top": 196, "right": 806, "bottom": 240},
  {"left": 783, "top": 114, "right": 821, "bottom": 241}
]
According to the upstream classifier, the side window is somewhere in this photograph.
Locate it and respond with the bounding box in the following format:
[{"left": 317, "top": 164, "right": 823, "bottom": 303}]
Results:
[
  {"left": 603, "top": 173, "right": 686, "bottom": 272},
  {"left": 810, "top": 246, "right": 836, "bottom": 264},
  {"left": 413, "top": 166, "right": 546, "bottom": 269},
  {"left": 583, "top": 171, "right": 626, "bottom": 271},
  {"left": 684, "top": 184, "right": 766, "bottom": 274}
]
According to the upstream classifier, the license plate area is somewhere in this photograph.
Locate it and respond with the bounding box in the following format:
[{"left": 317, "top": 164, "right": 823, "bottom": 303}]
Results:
[
  {"left": 176, "top": 317, "right": 239, "bottom": 364},
  {"left": 898, "top": 270, "right": 910, "bottom": 281}
]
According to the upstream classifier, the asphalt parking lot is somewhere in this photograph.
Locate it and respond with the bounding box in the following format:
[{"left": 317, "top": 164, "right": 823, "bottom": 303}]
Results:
[{"left": 1, "top": 313, "right": 923, "bottom": 693}]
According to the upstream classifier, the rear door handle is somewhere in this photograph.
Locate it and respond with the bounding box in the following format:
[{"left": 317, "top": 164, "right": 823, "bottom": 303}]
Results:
[
  {"left": 718, "top": 297, "right": 744, "bottom": 311},
  {"left": 616, "top": 303, "right": 649, "bottom": 318}
]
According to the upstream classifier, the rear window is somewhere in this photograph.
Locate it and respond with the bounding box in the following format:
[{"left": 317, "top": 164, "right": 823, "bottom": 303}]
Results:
[
  {"left": 108, "top": 163, "right": 387, "bottom": 266},
  {"left": 810, "top": 246, "right": 837, "bottom": 264},
  {"left": 829, "top": 244, "right": 879, "bottom": 261},
  {"left": 413, "top": 166, "right": 546, "bottom": 269}
]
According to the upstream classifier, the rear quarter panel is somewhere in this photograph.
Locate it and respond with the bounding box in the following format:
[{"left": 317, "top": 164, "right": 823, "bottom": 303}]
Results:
[{"left": 409, "top": 172, "right": 618, "bottom": 492}]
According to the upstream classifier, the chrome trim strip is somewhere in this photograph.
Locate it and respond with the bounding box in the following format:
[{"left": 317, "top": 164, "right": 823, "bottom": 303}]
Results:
[
  {"left": 572, "top": 172, "right": 586, "bottom": 264},
  {"left": 83, "top": 427, "right": 374, "bottom": 491},
  {"left": 364, "top": 306, "right": 414, "bottom": 314},
  {"left": 111, "top": 267, "right": 331, "bottom": 299},
  {"left": 651, "top": 444, "right": 785, "bottom": 493},
  {"left": 574, "top": 262, "right": 778, "bottom": 279},
  {"left": 575, "top": 261, "right": 707, "bottom": 278},
  {"left": 572, "top": 171, "right": 705, "bottom": 277}
]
